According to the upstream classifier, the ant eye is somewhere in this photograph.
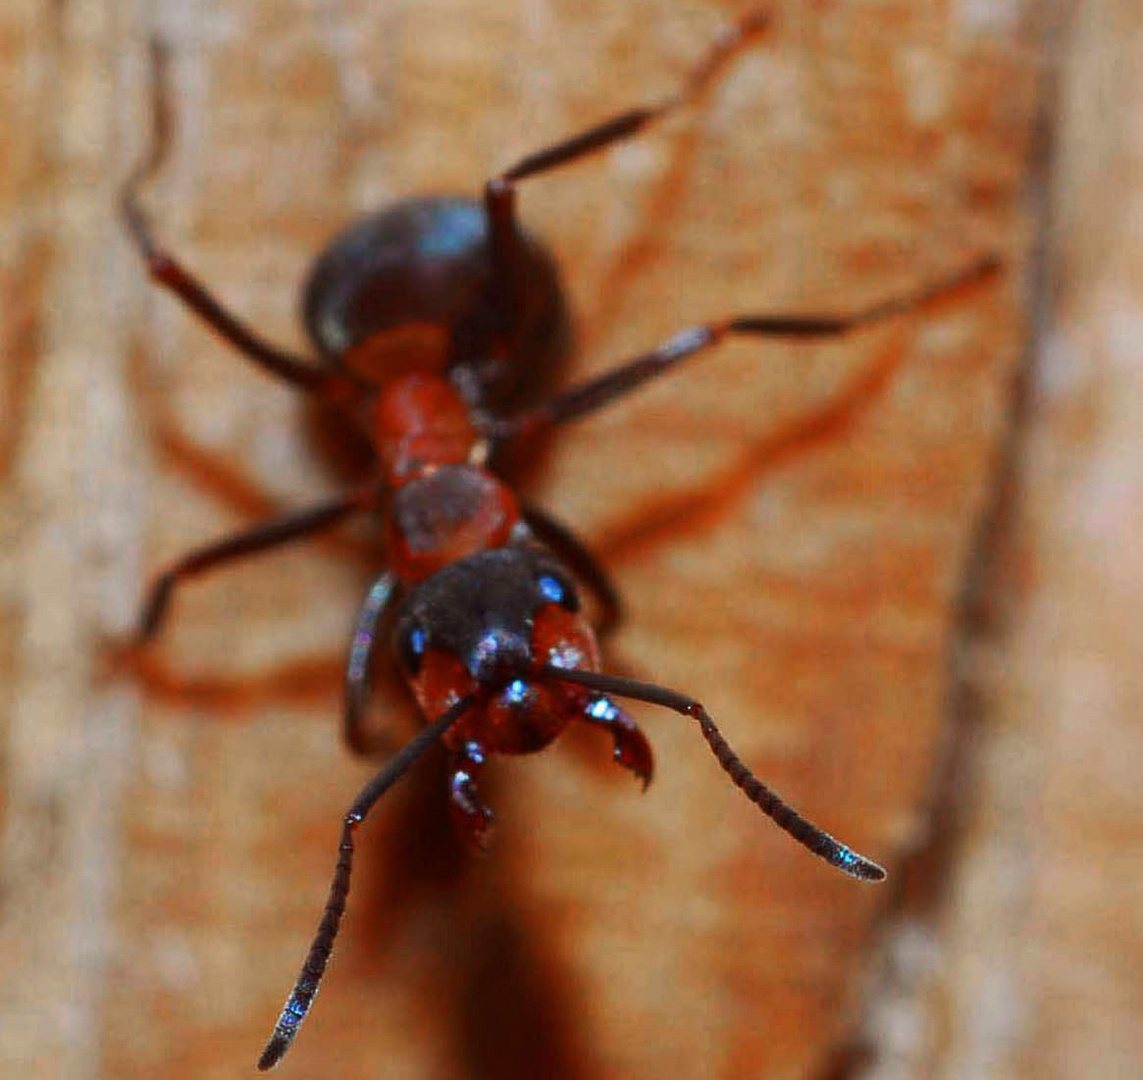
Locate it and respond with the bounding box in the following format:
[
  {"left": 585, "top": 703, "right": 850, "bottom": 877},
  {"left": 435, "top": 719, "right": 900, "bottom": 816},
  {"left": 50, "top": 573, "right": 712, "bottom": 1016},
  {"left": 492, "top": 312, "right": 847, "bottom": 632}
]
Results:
[
  {"left": 399, "top": 625, "right": 428, "bottom": 675},
  {"left": 537, "top": 572, "right": 579, "bottom": 612}
]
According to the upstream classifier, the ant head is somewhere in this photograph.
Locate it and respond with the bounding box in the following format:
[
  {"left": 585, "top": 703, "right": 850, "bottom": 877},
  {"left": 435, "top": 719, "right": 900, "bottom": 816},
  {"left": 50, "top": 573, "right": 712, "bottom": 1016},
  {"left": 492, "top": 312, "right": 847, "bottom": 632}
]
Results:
[
  {"left": 394, "top": 546, "right": 584, "bottom": 686},
  {"left": 392, "top": 546, "right": 599, "bottom": 744}
]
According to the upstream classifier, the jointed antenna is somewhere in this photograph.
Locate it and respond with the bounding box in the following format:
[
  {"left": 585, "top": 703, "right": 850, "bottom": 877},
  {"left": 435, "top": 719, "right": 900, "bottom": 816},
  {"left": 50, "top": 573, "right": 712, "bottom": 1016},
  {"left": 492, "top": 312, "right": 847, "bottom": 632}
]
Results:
[
  {"left": 544, "top": 666, "right": 886, "bottom": 882},
  {"left": 257, "top": 695, "right": 475, "bottom": 1071}
]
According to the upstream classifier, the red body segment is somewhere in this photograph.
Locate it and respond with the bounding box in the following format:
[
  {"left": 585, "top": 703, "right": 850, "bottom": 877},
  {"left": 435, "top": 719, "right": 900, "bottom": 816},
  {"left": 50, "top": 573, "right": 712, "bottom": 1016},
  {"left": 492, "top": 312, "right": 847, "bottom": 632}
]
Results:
[
  {"left": 384, "top": 465, "right": 520, "bottom": 583},
  {"left": 370, "top": 372, "right": 523, "bottom": 584},
  {"left": 342, "top": 321, "right": 452, "bottom": 385},
  {"left": 407, "top": 649, "right": 477, "bottom": 726},
  {"left": 371, "top": 372, "right": 478, "bottom": 482}
]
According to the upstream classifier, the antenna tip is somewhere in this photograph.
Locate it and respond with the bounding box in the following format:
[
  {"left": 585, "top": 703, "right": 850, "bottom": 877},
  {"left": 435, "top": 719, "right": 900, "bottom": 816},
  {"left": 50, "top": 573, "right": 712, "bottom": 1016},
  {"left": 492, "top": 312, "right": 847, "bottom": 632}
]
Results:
[
  {"left": 833, "top": 845, "right": 887, "bottom": 882},
  {"left": 257, "top": 1040, "right": 284, "bottom": 1071},
  {"left": 257, "top": 1004, "right": 305, "bottom": 1070}
]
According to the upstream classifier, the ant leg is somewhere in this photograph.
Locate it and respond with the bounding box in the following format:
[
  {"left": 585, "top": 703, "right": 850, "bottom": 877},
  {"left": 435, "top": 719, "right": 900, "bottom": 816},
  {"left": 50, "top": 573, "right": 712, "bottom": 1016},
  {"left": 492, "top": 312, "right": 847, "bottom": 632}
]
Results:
[
  {"left": 483, "top": 10, "right": 772, "bottom": 337},
  {"left": 521, "top": 503, "right": 621, "bottom": 637},
  {"left": 578, "top": 697, "right": 654, "bottom": 790},
  {"left": 137, "top": 488, "right": 375, "bottom": 642},
  {"left": 122, "top": 40, "right": 331, "bottom": 393},
  {"left": 488, "top": 257, "right": 1001, "bottom": 438},
  {"left": 448, "top": 741, "right": 495, "bottom": 852},
  {"left": 343, "top": 572, "right": 401, "bottom": 757}
]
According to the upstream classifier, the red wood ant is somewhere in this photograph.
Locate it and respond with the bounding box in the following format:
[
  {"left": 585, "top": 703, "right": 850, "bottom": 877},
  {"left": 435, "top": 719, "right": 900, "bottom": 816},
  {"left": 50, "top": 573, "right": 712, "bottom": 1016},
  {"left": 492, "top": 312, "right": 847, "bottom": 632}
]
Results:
[{"left": 121, "top": 11, "right": 997, "bottom": 1070}]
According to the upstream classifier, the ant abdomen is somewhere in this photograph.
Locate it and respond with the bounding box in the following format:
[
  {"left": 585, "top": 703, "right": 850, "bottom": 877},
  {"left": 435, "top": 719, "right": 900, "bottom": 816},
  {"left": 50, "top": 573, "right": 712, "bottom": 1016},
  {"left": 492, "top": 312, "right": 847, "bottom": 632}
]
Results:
[{"left": 302, "top": 195, "right": 572, "bottom": 409}]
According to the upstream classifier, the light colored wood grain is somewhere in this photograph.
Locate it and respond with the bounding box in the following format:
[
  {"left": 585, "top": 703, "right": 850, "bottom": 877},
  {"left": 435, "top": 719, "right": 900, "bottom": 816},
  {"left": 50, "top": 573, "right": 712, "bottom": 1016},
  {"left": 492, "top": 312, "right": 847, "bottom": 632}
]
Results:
[
  {"left": 855, "top": 4, "right": 1143, "bottom": 1078},
  {"left": 1, "top": 2, "right": 1034, "bottom": 1077}
]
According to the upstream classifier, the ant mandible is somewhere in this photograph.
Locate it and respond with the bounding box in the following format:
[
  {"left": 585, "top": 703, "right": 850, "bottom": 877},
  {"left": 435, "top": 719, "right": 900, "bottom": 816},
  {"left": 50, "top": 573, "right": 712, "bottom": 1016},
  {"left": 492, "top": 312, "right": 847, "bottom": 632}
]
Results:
[{"left": 122, "top": 10, "right": 997, "bottom": 1070}]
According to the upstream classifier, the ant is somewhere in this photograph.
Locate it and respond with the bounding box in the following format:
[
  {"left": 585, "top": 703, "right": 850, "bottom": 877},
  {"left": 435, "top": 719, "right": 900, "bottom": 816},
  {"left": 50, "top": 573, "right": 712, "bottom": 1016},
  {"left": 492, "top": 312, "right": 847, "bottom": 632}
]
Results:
[{"left": 121, "top": 10, "right": 997, "bottom": 1071}]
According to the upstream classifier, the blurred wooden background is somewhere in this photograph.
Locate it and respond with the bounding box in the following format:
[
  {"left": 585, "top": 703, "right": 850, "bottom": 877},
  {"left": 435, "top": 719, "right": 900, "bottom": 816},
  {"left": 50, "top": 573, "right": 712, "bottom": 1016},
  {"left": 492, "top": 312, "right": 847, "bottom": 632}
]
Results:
[{"left": 1, "top": 0, "right": 1137, "bottom": 1077}]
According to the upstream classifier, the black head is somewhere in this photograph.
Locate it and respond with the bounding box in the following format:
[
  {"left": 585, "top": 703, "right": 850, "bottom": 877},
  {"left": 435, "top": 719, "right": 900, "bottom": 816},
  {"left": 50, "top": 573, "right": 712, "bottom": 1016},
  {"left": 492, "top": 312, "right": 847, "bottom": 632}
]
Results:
[{"left": 393, "top": 546, "right": 580, "bottom": 688}]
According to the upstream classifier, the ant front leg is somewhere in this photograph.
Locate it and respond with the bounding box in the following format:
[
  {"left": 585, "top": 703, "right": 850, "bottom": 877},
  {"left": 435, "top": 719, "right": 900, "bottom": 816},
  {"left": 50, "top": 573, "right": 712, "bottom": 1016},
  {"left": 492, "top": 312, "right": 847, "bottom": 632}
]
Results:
[
  {"left": 483, "top": 9, "right": 772, "bottom": 344},
  {"left": 487, "top": 257, "right": 1002, "bottom": 438},
  {"left": 448, "top": 740, "right": 495, "bottom": 852},
  {"left": 122, "top": 40, "right": 334, "bottom": 394},
  {"left": 343, "top": 572, "right": 402, "bottom": 757}
]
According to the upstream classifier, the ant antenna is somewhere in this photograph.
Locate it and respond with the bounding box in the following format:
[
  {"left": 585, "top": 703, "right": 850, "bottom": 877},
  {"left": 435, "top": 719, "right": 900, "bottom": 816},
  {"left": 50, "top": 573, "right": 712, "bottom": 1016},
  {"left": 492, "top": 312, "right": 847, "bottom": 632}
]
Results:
[
  {"left": 543, "top": 666, "right": 886, "bottom": 883},
  {"left": 257, "top": 694, "right": 476, "bottom": 1071}
]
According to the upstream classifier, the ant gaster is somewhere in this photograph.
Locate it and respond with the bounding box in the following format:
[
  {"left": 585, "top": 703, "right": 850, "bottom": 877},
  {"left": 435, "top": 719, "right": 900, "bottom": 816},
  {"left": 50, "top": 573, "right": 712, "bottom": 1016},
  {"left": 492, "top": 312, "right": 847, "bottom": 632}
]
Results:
[{"left": 122, "top": 11, "right": 998, "bottom": 1070}]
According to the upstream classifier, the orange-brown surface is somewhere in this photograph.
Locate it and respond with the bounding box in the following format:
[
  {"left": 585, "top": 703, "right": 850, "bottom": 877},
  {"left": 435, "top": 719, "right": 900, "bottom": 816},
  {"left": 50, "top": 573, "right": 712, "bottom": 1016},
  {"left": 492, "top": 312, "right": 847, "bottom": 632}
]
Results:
[
  {"left": 848, "top": 5, "right": 1143, "bottom": 1078},
  {"left": 3, "top": 2, "right": 1103, "bottom": 1079}
]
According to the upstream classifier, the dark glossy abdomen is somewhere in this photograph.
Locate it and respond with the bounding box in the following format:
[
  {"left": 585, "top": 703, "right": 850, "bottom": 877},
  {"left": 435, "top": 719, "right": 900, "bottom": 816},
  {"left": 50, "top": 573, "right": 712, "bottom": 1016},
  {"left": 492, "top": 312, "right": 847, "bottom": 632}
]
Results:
[{"left": 302, "top": 196, "right": 571, "bottom": 416}]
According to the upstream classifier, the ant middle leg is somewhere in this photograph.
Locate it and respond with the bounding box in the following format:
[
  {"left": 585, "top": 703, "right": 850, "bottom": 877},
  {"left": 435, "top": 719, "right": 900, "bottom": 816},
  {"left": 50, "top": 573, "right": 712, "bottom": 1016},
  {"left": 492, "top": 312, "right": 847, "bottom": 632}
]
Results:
[
  {"left": 487, "top": 256, "right": 1002, "bottom": 439},
  {"left": 483, "top": 9, "right": 773, "bottom": 342},
  {"left": 122, "top": 40, "right": 333, "bottom": 393},
  {"left": 137, "top": 487, "right": 375, "bottom": 642}
]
